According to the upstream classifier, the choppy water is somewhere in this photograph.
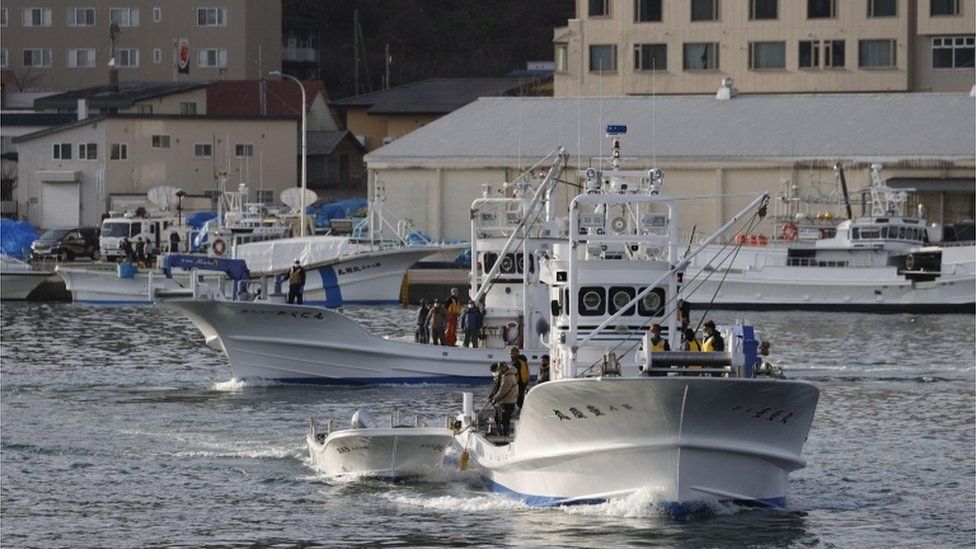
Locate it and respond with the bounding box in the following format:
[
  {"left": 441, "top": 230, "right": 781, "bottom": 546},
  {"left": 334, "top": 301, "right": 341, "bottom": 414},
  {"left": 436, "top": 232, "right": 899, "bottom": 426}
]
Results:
[{"left": 1, "top": 303, "right": 973, "bottom": 548}]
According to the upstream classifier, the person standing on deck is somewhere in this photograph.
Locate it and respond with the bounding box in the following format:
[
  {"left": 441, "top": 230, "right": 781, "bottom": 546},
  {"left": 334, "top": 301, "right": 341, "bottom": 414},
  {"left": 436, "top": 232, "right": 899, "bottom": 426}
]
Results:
[
  {"left": 444, "top": 287, "right": 462, "bottom": 346},
  {"left": 460, "top": 301, "right": 483, "bottom": 348},
  {"left": 509, "top": 346, "right": 530, "bottom": 410},
  {"left": 427, "top": 300, "right": 447, "bottom": 346},
  {"left": 287, "top": 260, "right": 307, "bottom": 304},
  {"left": 416, "top": 298, "right": 430, "bottom": 344},
  {"left": 537, "top": 355, "right": 551, "bottom": 383},
  {"left": 169, "top": 231, "right": 181, "bottom": 254},
  {"left": 491, "top": 362, "right": 519, "bottom": 436}
]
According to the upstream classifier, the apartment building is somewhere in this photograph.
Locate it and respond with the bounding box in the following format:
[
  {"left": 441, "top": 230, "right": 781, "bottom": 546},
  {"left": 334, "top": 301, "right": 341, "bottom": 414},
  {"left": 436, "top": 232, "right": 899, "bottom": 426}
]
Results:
[
  {"left": 553, "top": 0, "right": 975, "bottom": 96},
  {"left": 1, "top": 1, "right": 281, "bottom": 92},
  {"left": 13, "top": 113, "right": 297, "bottom": 229}
]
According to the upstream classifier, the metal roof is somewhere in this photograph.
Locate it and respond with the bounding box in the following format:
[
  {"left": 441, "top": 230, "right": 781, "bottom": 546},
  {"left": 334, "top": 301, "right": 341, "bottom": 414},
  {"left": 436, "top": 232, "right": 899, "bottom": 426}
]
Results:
[
  {"left": 33, "top": 81, "right": 209, "bottom": 110},
  {"left": 366, "top": 93, "right": 976, "bottom": 166},
  {"left": 13, "top": 114, "right": 297, "bottom": 143},
  {"left": 306, "top": 130, "right": 365, "bottom": 155},
  {"left": 331, "top": 76, "right": 550, "bottom": 115}
]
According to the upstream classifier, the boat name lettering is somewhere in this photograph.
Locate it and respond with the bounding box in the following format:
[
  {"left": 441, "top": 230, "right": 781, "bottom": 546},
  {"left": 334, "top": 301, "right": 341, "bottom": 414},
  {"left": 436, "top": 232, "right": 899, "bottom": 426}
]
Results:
[
  {"left": 419, "top": 443, "right": 447, "bottom": 452},
  {"left": 335, "top": 445, "right": 370, "bottom": 454},
  {"left": 730, "top": 404, "right": 795, "bottom": 424},
  {"left": 337, "top": 262, "right": 381, "bottom": 276},
  {"left": 551, "top": 402, "right": 634, "bottom": 421},
  {"left": 241, "top": 308, "right": 325, "bottom": 320}
]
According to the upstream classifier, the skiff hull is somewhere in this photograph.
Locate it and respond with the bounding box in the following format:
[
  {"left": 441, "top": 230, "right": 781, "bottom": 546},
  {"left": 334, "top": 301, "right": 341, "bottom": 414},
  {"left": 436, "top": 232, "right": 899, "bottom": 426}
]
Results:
[{"left": 307, "top": 427, "right": 454, "bottom": 480}]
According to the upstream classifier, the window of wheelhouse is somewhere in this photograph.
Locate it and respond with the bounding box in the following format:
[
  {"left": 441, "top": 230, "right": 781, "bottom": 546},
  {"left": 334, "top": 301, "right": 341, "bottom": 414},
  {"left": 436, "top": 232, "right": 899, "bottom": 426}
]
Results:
[
  {"left": 851, "top": 227, "right": 860, "bottom": 239},
  {"left": 579, "top": 287, "right": 606, "bottom": 316},
  {"left": 861, "top": 227, "right": 880, "bottom": 239},
  {"left": 608, "top": 286, "right": 636, "bottom": 316},
  {"left": 638, "top": 287, "right": 666, "bottom": 316}
]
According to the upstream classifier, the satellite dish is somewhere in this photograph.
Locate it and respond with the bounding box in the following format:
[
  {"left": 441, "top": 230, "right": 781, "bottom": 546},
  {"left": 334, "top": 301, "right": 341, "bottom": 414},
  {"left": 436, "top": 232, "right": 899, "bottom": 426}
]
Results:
[
  {"left": 279, "top": 187, "right": 319, "bottom": 211},
  {"left": 147, "top": 185, "right": 184, "bottom": 209}
]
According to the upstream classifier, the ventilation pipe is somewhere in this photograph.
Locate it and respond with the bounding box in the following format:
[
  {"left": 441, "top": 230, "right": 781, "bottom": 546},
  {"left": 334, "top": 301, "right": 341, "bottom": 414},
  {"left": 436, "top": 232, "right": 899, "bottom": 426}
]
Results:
[{"left": 715, "top": 76, "right": 738, "bottom": 100}]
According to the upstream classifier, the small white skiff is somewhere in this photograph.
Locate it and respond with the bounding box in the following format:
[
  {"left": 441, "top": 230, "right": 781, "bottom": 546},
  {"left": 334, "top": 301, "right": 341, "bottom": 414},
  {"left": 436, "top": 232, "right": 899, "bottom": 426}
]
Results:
[{"left": 307, "top": 409, "right": 454, "bottom": 480}]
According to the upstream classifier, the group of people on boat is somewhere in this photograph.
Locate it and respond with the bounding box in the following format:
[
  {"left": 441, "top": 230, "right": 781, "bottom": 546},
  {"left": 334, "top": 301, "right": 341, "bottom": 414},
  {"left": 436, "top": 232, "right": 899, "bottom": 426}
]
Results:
[
  {"left": 415, "top": 287, "right": 484, "bottom": 347},
  {"left": 646, "top": 304, "right": 726, "bottom": 375},
  {"left": 484, "top": 346, "right": 543, "bottom": 437}
]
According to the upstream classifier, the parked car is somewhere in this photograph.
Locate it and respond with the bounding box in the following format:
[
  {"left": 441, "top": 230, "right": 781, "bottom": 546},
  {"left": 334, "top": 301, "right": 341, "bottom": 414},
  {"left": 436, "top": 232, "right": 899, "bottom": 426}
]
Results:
[{"left": 31, "top": 227, "right": 100, "bottom": 261}]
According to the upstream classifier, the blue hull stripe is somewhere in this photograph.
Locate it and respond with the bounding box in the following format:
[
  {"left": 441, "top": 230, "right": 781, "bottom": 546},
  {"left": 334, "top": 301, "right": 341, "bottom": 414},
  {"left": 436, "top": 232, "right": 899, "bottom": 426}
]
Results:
[
  {"left": 484, "top": 477, "right": 786, "bottom": 512},
  {"left": 317, "top": 265, "right": 343, "bottom": 308}
]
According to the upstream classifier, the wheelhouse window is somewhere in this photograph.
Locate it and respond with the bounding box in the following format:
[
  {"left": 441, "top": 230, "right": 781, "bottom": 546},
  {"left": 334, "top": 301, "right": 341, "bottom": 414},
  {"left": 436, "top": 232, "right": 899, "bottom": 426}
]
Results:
[
  {"left": 691, "top": 0, "right": 718, "bottom": 21},
  {"left": 637, "top": 287, "right": 666, "bottom": 316},
  {"left": 634, "top": 44, "right": 667, "bottom": 71},
  {"left": 67, "top": 7, "right": 96, "bottom": 26},
  {"left": 608, "top": 287, "right": 636, "bottom": 316},
  {"left": 683, "top": 42, "right": 719, "bottom": 70},
  {"left": 579, "top": 287, "right": 606, "bottom": 316},
  {"left": 931, "top": 0, "right": 961, "bottom": 15},
  {"left": 589, "top": 44, "right": 617, "bottom": 72},
  {"left": 868, "top": 0, "right": 897, "bottom": 17},
  {"left": 635, "top": 0, "right": 662, "bottom": 22},
  {"left": 859, "top": 40, "right": 896, "bottom": 68},
  {"left": 197, "top": 7, "right": 226, "bottom": 26},
  {"left": 808, "top": 0, "right": 835, "bottom": 18},
  {"left": 749, "top": 41, "right": 785, "bottom": 69},
  {"left": 589, "top": 0, "right": 610, "bottom": 17},
  {"left": 933, "top": 36, "right": 975, "bottom": 68},
  {"left": 749, "top": 0, "right": 777, "bottom": 20}
]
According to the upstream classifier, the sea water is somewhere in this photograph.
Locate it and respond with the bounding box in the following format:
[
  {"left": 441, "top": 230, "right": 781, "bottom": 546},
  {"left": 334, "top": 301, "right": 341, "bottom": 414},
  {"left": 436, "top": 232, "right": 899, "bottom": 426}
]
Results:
[{"left": 1, "top": 303, "right": 973, "bottom": 547}]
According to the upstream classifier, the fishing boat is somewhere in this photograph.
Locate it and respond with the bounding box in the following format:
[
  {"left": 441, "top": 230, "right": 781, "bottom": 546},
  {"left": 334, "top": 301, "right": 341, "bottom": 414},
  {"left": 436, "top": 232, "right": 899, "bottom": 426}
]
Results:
[
  {"left": 159, "top": 148, "right": 571, "bottom": 382},
  {"left": 307, "top": 409, "right": 454, "bottom": 480},
  {"left": 685, "top": 164, "right": 975, "bottom": 313},
  {"left": 0, "top": 254, "right": 52, "bottom": 300},
  {"left": 453, "top": 130, "right": 819, "bottom": 511}
]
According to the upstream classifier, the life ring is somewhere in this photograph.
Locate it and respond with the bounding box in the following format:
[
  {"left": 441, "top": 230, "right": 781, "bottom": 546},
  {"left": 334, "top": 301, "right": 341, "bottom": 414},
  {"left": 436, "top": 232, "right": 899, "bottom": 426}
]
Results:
[
  {"left": 211, "top": 238, "right": 227, "bottom": 256},
  {"left": 780, "top": 223, "right": 798, "bottom": 241},
  {"left": 503, "top": 322, "right": 521, "bottom": 345}
]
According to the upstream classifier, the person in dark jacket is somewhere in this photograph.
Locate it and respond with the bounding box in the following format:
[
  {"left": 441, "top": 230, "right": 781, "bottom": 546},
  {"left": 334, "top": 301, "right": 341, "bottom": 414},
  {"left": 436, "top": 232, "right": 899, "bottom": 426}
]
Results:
[
  {"left": 537, "top": 355, "right": 551, "bottom": 383},
  {"left": 509, "top": 346, "right": 530, "bottom": 410},
  {"left": 134, "top": 238, "right": 146, "bottom": 265},
  {"left": 169, "top": 231, "right": 181, "bottom": 253},
  {"left": 287, "top": 260, "right": 307, "bottom": 304},
  {"left": 427, "top": 301, "right": 447, "bottom": 345},
  {"left": 415, "top": 298, "right": 430, "bottom": 343},
  {"left": 491, "top": 362, "right": 519, "bottom": 436},
  {"left": 120, "top": 237, "right": 134, "bottom": 262},
  {"left": 460, "top": 301, "right": 484, "bottom": 348}
]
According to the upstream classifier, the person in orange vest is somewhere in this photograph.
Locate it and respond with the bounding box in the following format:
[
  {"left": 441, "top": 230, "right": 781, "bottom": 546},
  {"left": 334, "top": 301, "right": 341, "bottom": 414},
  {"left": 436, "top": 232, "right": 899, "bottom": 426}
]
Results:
[{"left": 444, "top": 287, "right": 462, "bottom": 346}]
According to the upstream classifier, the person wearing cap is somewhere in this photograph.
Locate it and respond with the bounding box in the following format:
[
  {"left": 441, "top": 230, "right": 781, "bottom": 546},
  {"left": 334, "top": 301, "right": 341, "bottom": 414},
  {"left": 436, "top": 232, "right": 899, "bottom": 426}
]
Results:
[
  {"left": 287, "top": 260, "right": 307, "bottom": 304},
  {"left": 415, "top": 298, "right": 431, "bottom": 344},
  {"left": 427, "top": 300, "right": 446, "bottom": 345},
  {"left": 701, "top": 320, "right": 724, "bottom": 352},
  {"left": 460, "top": 301, "right": 484, "bottom": 348},
  {"left": 681, "top": 328, "right": 702, "bottom": 373},
  {"left": 490, "top": 361, "right": 519, "bottom": 436},
  {"left": 649, "top": 323, "right": 671, "bottom": 352},
  {"left": 537, "top": 355, "right": 551, "bottom": 383}
]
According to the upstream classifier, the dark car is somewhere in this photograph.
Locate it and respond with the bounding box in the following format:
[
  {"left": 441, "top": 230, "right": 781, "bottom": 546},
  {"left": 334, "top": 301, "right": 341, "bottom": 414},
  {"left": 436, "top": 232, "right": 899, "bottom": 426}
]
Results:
[{"left": 31, "top": 227, "right": 100, "bottom": 261}]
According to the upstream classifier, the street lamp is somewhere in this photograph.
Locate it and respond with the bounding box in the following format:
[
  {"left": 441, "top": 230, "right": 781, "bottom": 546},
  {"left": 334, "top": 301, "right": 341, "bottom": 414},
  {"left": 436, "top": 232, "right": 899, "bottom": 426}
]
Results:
[{"left": 269, "top": 70, "right": 307, "bottom": 237}]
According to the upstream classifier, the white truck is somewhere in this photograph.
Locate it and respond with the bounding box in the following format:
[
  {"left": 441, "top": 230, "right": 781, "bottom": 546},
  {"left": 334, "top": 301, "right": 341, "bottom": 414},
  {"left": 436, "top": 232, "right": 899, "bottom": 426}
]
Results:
[{"left": 100, "top": 213, "right": 187, "bottom": 261}]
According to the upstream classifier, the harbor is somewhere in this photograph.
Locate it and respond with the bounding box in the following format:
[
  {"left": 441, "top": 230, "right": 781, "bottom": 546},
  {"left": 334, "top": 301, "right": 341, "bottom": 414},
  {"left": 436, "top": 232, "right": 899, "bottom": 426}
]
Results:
[{"left": 1, "top": 302, "right": 973, "bottom": 546}]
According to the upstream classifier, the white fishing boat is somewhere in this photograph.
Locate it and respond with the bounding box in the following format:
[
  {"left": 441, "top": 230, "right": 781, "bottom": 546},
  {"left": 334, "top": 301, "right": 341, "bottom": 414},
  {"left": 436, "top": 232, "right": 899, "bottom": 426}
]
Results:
[
  {"left": 453, "top": 130, "right": 819, "bottom": 512},
  {"left": 685, "top": 165, "right": 975, "bottom": 313},
  {"left": 307, "top": 409, "right": 454, "bottom": 480},
  {"left": 60, "top": 183, "right": 461, "bottom": 305},
  {"left": 159, "top": 149, "right": 570, "bottom": 382},
  {"left": 0, "top": 254, "right": 52, "bottom": 300}
]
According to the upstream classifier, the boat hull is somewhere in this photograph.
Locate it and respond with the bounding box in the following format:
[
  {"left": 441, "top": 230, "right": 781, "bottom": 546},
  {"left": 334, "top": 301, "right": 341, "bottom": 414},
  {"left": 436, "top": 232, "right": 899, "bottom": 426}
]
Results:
[
  {"left": 160, "top": 299, "right": 545, "bottom": 382},
  {"left": 58, "top": 265, "right": 186, "bottom": 304},
  {"left": 0, "top": 271, "right": 52, "bottom": 300},
  {"left": 307, "top": 427, "right": 454, "bottom": 479},
  {"left": 458, "top": 377, "right": 819, "bottom": 508}
]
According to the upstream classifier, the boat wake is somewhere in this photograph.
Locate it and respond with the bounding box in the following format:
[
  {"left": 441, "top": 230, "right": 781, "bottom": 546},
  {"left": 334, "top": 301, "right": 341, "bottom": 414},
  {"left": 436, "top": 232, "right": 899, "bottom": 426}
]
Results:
[{"left": 387, "top": 493, "right": 530, "bottom": 513}]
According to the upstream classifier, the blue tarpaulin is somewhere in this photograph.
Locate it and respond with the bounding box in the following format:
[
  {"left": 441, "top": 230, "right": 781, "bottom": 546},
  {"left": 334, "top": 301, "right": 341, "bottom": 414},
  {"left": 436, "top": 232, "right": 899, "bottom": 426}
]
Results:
[
  {"left": 308, "top": 199, "right": 367, "bottom": 228},
  {"left": 185, "top": 211, "right": 218, "bottom": 229},
  {"left": 0, "top": 220, "right": 40, "bottom": 260}
]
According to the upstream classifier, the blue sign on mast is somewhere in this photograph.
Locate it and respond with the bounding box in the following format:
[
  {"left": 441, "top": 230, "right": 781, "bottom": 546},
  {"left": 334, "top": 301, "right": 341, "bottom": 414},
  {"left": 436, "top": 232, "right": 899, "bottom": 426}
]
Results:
[{"left": 605, "top": 125, "right": 627, "bottom": 136}]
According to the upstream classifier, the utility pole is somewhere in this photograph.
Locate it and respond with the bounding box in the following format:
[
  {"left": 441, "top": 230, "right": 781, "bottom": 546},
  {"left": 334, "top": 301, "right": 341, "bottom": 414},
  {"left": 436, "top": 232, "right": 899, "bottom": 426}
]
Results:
[
  {"left": 384, "top": 43, "right": 391, "bottom": 90},
  {"left": 353, "top": 9, "right": 360, "bottom": 95}
]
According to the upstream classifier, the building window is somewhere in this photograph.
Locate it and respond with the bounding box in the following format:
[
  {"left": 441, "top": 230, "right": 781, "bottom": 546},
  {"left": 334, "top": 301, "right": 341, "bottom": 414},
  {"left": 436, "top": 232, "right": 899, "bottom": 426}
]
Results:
[
  {"left": 869, "top": 0, "right": 897, "bottom": 17},
  {"left": 589, "top": 0, "right": 610, "bottom": 17},
  {"left": 800, "top": 40, "right": 845, "bottom": 68},
  {"left": 152, "top": 134, "right": 171, "bottom": 149},
  {"left": 53, "top": 143, "right": 72, "bottom": 160},
  {"left": 683, "top": 42, "right": 719, "bottom": 70},
  {"left": 931, "top": 0, "right": 961, "bottom": 15},
  {"left": 67, "top": 7, "right": 96, "bottom": 26},
  {"left": 67, "top": 49, "right": 96, "bottom": 68},
  {"left": 808, "top": 0, "right": 834, "bottom": 18},
  {"left": 749, "top": 0, "right": 777, "bottom": 19},
  {"left": 634, "top": 44, "right": 667, "bottom": 71},
  {"left": 692, "top": 0, "right": 718, "bottom": 21},
  {"left": 635, "top": 0, "right": 662, "bottom": 22},
  {"left": 197, "top": 48, "right": 227, "bottom": 68},
  {"left": 589, "top": 44, "right": 617, "bottom": 72},
  {"left": 554, "top": 43, "right": 568, "bottom": 72},
  {"left": 859, "top": 39, "right": 896, "bottom": 68},
  {"left": 235, "top": 144, "right": 254, "bottom": 157},
  {"left": 110, "top": 143, "right": 128, "bottom": 160},
  {"left": 197, "top": 7, "right": 227, "bottom": 26},
  {"left": 749, "top": 41, "right": 785, "bottom": 69},
  {"left": 0, "top": 49, "right": 7, "bottom": 69},
  {"left": 136, "top": 105, "right": 153, "bottom": 114},
  {"left": 22, "top": 8, "right": 52, "bottom": 27},
  {"left": 115, "top": 48, "right": 139, "bottom": 68},
  {"left": 180, "top": 102, "right": 197, "bottom": 114},
  {"left": 153, "top": 48, "right": 162, "bottom": 63},
  {"left": 1, "top": 8, "right": 7, "bottom": 26},
  {"left": 933, "top": 36, "right": 975, "bottom": 68},
  {"left": 79, "top": 143, "right": 97, "bottom": 160},
  {"left": 153, "top": 6, "right": 161, "bottom": 22},
  {"left": 22, "top": 49, "right": 52, "bottom": 68},
  {"left": 109, "top": 7, "right": 139, "bottom": 27},
  {"left": 194, "top": 143, "right": 212, "bottom": 157}
]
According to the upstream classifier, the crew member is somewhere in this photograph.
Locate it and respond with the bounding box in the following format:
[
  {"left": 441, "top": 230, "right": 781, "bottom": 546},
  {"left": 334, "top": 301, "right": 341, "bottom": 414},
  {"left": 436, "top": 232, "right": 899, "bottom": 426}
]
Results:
[
  {"left": 491, "top": 362, "right": 519, "bottom": 436},
  {"left": 537, "top": 355, "right": 551, "bottom": 383},
  {"left": 509, "top": 346, "right": 530, "bottom": 410},
  {"left": 649, "top": 323, "right": 671, "bottom": 351},
  {"left": 287, "top": 260, "right": 307, "bottom": 304},
  {"left": 427, "top": 300, "right": 446, "bottom": 346},
  {"left": 460, "top": 301, "right": 483, "bottom": 348},
  {"left": 444, "top": 287, "right": 462, "bottom": 346}
]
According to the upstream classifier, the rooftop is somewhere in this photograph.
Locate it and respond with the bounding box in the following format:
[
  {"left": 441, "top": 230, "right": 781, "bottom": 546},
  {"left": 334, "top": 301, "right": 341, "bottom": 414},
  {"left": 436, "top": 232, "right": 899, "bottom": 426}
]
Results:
[
  {"left": 33, "top": 81, "right": 209, "bottom": 110},
  {"left": 13, "top": 113, "right": 298, "bottom": 143},
  {"left": 206, "top": 80, "right": 328, "bottom": 116},
  {"left": 331, "top": 76, "right": 551, "bottom": 115}
]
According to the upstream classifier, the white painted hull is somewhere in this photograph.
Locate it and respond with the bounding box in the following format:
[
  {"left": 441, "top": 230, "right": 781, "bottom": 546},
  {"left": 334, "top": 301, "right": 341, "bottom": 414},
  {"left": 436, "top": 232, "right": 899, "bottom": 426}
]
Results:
[
  {"left": 160, "top": 299, "right": 545, "bottom": 383},
  {"left": 307, "top": 427, "right": 454, "bottom": 479},
  {"left": 457, "top": 377, "right": 819, "bottom": 508},
  {"left": 0, "top": 271, "right": 52, "bottom": 300},
  {"left": 685, "top": 244, "right": 975, "bottom": 312},
  {"left": 57, "top": 265, "right": 188, "bottom": 304}
]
